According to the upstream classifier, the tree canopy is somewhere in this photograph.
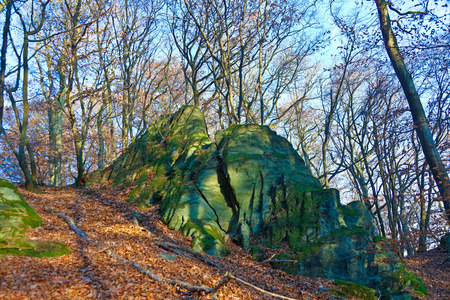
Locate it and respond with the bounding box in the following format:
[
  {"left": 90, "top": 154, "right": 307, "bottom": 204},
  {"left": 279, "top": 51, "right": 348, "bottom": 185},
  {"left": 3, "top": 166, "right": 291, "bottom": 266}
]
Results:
[{"left": 0, "top": 0, "right": 449, "bottom": 255}]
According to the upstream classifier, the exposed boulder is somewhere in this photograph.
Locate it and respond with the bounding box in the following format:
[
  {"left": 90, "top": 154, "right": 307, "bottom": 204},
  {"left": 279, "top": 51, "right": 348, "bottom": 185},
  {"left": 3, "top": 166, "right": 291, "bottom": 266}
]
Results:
[
  {"left": 87, "top": 106, "right": 231, "bottom": 256},
  {"left": 0, "top": 179, "right": 70, "bottom": 257},
  {"left": 86, "top": 105, "right": 421, "bottom": 298}
]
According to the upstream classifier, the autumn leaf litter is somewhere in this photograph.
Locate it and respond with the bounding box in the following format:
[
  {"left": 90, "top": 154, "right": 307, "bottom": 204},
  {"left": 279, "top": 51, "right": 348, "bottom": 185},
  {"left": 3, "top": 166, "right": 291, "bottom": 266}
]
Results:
[{"left": 0, "top": 182, "right": 448, "bottom": 299}]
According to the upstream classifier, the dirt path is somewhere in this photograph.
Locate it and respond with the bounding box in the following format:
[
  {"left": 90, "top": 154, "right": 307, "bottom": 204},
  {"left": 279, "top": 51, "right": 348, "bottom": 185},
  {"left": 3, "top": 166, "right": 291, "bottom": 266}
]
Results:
[{"left": 0, "top": 185, "right": 337, "bottom": 300}]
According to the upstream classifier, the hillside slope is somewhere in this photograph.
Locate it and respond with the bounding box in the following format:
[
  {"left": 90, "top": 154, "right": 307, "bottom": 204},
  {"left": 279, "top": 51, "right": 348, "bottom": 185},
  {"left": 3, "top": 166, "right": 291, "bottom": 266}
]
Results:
[
  {"left": 0, "top": 184, "right": 341, "bottom": 300},
  {"left": 1, "top": 184, "right": 449, "bottom": 299}
]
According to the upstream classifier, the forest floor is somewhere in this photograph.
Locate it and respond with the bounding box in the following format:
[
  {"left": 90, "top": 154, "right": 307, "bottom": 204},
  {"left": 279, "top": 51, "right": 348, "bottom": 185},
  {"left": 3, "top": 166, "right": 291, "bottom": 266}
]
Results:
[{"left": 1, "top": 183, "right": 449, "bottom": 300}]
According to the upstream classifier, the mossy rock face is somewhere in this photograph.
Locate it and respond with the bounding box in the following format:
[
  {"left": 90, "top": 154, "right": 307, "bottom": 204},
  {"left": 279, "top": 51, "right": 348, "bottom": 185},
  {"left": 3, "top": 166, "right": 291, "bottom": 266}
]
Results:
[
  {"left": 367, "top": 239, "right": 425, "bottom": 299},
  {"left": 324, "top": 288, "right": 348, "bottom": 299},
  {"left": 334, "top": 279, "right": 379, "bottom": 300},
  {"left": 214, "top": 124, "right": 323, "bottom": 249},
  {"left": 0, "top": 180, "right": 70, "bottom": 257},
  {"left": 0, "top": 238, "right": 70, "bottom": 258},
  {"left": 264, "top": 188, "right": 382, "bottom": 291},
  {"left": 85, "top": 106, "right": 417, "bottom": 297},
  {"left": 85, "top": 106, "right": 231, "bottom": 257},
  {"left": 182, "top": 219, "right": 230, "bottom": 257},
  {"left": 397, "top": 268, "right": 427, "bottom": 297},
  {"left": 0, "top": 180, "right": 42, "bottom": 240}
]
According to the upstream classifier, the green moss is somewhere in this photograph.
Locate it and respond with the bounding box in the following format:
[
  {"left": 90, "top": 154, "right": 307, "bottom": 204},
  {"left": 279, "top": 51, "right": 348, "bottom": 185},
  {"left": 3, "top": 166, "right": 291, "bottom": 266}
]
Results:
[
  {"left": 0, "top": 179, "right": 18, "bottom": 190},
  {"left": 262, "top": 187, "right": 325, "bottom": 249},
  {"left": 0, "top": 239, "right": 71, "bottom": 258},
  {"left": 395, "top": 266, "right": 428, "bottom": 296},
  {"left": 223, "top": 153, "right": 264, "bottom": 164},
  {"left": 325, "top": 288, "right": 348, "bottom": 298},
  {"left": 338, "top": 205, "right": 360, "bottom": 217},
  {"left": 127, "top": 169, "right": 151, "bottom": 202},
  {"left": 85, "top": 107, "right": 220, "bottom": 255},
  {"left": 297, "top": 243, "right": 323, "bottom": 259},
  {"left": 298, "top": 226, "right": 367, "bottom": 257},
  {"left": 0, "top": 180, "right": 71, "bottom": 258},
  {"left": 159, "top": 181, "right": 192, "bottom": 224},
  {"left": 373, "top": 236, "right": 386, "bottom": 243},
  {"left": 333, "top": 279, "right": 379, "bottom": 300},
  {"left": 250, "top": 245, "right": 265, "bottom": 262},
  {"left": 269, "top": 252, "right": 300, "bottom": 274},
  {"left": 0, "top": 186, "right": 43, "bottom": 230},
  {"left": 139, "top": 177, "right": 166, "bottom": 205},
  {"left": 331, "top": 226, "right": 368, "bottom": 237},
  {"left": 372, "top": 237, "right": 426, "bottom": 296},
  {"left": 128, "top": 183, "right": 145, "bottom": 203},
  {"left": 182, "top": 219, "right": 229, "bottom": 256},
  {"left": 114, "top": 167, "right": 132, "bottom": 187}
]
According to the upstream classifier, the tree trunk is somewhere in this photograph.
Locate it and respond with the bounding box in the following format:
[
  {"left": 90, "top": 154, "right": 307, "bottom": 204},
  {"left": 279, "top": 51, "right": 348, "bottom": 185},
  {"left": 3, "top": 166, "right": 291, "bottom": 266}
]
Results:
[
  {"left": 375, "top": 0, "right": 450, "bottom": 222},
  {"left": 26, "top": 140, "right": 37, "bottom": 184},
  {"left": 0, "top": 0, "right": 12, "bottom": 136},
  {"left": 418, "top": 166, "right": 427, "bottom": 251},
  {"left": 48, "top": 99, "right": 63, "bottom": 186},
  {"left": 109, "top": 101, "right": 116, "bottom": 160},
  {"left": 20, "top": 33, "right": 34, "bottom": 190},
  {"left": 97, "top": 95, "right": 106, "bottom": 169}
]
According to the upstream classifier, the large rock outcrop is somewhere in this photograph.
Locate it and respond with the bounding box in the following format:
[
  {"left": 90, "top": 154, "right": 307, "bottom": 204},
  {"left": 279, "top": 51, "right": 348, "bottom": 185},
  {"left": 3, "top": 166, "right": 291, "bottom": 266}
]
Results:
[
  {"left": 0, "top": 180, "right": 70, "bottom": 257},
  {"left": 86, "top": 106, "right": 421, "bottom": 298}
]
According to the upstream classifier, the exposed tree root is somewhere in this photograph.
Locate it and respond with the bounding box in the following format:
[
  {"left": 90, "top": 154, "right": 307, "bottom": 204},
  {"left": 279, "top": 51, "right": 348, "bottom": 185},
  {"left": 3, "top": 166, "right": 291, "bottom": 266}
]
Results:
[
  {"left": 56, "top": 209, "right": 300, "bottom": 299},
  {"left": 56, "top": 212, "right": 211, "bottom": 294},
  {"left": 132, "top": 209, "right": 221, "bottom": 269},
  {"left": 154, "top": 240, "right": 222, "bottom": 270}
]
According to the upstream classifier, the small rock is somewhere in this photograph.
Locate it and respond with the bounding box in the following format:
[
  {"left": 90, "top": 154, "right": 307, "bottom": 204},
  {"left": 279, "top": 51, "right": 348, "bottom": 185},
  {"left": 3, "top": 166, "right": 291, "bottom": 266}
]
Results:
[{"left": 158, "top": 254, "right": 178, "bottom": 261}]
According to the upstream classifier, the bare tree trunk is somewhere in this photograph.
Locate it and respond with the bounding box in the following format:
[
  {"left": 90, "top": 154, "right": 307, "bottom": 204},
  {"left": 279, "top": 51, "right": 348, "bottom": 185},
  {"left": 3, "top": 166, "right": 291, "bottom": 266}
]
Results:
[
  {"left": 375, "top": 0, "right": 450, "bottom": 222},
  {"left": 13, "top": 0, "right": 49, "bottom": 189},
  {"left": 0, "top": 0, "right": 12, "bottom": 136},
  {"left": 97, "top": 98, "right": 106, "bottom": 170},
  {"left": 49, "top": 104, "right": 63, "bottom": 186}
]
